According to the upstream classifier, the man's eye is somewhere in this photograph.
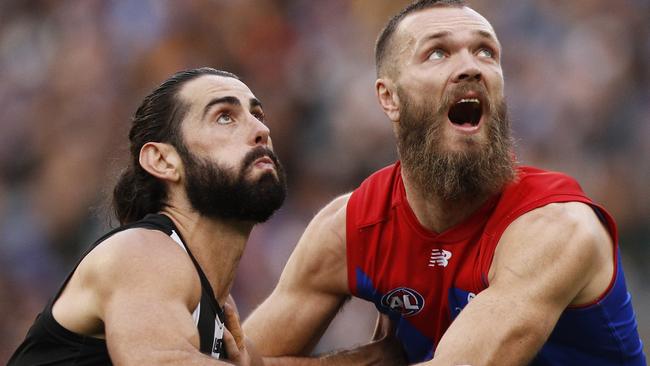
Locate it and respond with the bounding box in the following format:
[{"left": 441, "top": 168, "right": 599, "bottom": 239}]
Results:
[
  {"left": 428, "top": 49, "right": 446, "bottom": 60},
  {"left": 477, "top": 48, "right": 494, "bottom": 58},
  {"left": 216, "top": 113, "right": 233, "bottom": 125},
  {"left": 253, "top": 112, "right": 265, "bottom": 122}
]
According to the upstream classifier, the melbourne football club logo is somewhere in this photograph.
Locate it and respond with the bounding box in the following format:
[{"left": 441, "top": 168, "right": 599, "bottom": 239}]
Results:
[{"left": 380, "top": 287, "right": 425, "bottom": 317}]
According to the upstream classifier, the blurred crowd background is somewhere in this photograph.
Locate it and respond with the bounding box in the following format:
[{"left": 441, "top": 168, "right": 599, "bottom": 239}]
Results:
[{"left": 0, "top": 0, "right": 648, "bottom": 361}]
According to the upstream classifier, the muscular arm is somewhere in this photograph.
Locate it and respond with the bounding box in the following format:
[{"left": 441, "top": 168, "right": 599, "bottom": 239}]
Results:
[
  {"left": 244, "top": 194, "right": 406, "bottom": 365},
  {"left": 418, "top": 202, "right": 614, "bottom": 366},
  {"left": 243, "top": 194, "right": 351, "bottom": 360},
  {"left": 59, "top": 229, "right": 237, "bottom": 365}
]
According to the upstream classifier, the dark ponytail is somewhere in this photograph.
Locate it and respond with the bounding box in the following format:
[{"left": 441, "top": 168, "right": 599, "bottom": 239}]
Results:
[{"left": 112, "top": 67, "right": 240, "bottom": 225}]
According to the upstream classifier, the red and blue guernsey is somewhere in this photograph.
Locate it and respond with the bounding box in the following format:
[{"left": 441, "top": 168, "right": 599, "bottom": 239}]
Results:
[{"left": 346, "top": 162, "right": 646, "bottom": 365}]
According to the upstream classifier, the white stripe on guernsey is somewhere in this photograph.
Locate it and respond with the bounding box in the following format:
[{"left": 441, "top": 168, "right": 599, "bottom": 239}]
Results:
[
  {"left": 211, "top": 312, "right": 225, "bottom": 358},
  {"left": 170, "top": 230, "right": 200, "bottom": 326},
  {"left": 170, "top": 230, "right": 187, "bottom": 253}
]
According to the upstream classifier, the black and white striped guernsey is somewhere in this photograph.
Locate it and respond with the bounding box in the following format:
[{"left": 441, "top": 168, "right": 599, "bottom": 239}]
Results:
[{"left": 8, "top": 213, "right": 226, "bottom": 365}]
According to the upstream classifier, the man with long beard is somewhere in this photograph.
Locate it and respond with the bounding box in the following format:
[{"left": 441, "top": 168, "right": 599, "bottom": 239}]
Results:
[
  {"left": 243, "top": 1, "right": 646, "bottom": 365},
  {"left": 9, "top": 68, "right": 285, "bottom": 365}
]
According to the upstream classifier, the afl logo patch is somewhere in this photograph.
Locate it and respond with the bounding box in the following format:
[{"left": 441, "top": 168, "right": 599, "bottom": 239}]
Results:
[{"left": 380, "top": 287, "right": 425, "bottom": 317}]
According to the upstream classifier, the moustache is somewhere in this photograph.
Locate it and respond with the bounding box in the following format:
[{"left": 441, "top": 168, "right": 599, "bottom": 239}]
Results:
[
  {"left": 242, "top": 146, "right": 281, "bottom": 171},
  {"left": 441, "top": 81, "right": 491, "bottom": 112}
]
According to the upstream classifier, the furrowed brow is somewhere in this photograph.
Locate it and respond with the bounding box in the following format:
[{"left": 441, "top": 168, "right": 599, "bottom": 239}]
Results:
[
  {"left": 422, "top": 30, "right": 453, "bottom": 43},
  {"left": 202, "top": 96, "right": 241, "bottom": 118},
  {"left": 414, "top": 30, "right": 452, "bottom": 53}
]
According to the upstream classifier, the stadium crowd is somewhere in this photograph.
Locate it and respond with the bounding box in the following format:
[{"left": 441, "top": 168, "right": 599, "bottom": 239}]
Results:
[{"left": 0, "top": 0, "right": 648, "bottom": 361}]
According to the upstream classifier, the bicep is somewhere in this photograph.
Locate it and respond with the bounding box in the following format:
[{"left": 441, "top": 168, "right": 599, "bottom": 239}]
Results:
[
  {"left": 431, "top": 202, "right": 608, "bottom": 366},
  {"left": 244, "top": 195, "right": 351, "bottom": 356},
  {"left": 244, "top": 285, "right": 348, "bottom": 357},
  {"left": 91, "top": 231, "right": 205, "bottom": 364},
  {"left": 488, "top": 202, "right": 610, "bottom": 309},
  {"left": 104, "top": 288, "right": 202, "bottom": 363}
]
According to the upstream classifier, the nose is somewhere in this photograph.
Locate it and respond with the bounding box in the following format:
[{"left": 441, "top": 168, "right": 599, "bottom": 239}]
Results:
[
  {"left": 251, "top": 115, "right": 270, "bottom": 146},
  {"left": 451, "top": 51, "right": 482, "bottom": 83}
]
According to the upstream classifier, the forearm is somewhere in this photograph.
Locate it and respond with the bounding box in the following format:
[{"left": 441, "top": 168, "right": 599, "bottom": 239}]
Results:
[
  {"left": 108, "top": 347, "right": 237, "bottom": 366},
  {"left": 261, "top": 356, "right": 322, "bottom": 366},
  {"left": 415, "top": 292, "right": 555, "bottom": 366},
  {"left": 259, "top": 334, "right": 406, "bottom": 366},
  {"left": 261, "top": 344, "right": 386, "bottom": 366}
]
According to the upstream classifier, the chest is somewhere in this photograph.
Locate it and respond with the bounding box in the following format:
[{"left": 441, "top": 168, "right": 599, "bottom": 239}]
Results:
[{"left": 352, "top": 215, "right": 493, "bottom": 340}]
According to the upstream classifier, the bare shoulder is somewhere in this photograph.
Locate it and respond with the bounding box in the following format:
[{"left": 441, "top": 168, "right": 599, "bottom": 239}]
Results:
[
  {"left": 314, "top": 192, "right": 351, "bottom": 220},
  {"left": 294, "top": 192, "right": 350, "bottom": 255},
  {"left": 52, "top": 227, "right": 202, "bottom": 337},
  {"left": 491, "top": 201, "right": 614, "bottom": 305},
  {"left": 80, "top": 227, "right": 202, "bottom": 312},
  {"left": 311, "top": 192, "right": 350, "bottom": 240},
  {"left": 277, "top": 193, "right": 351, "bottom": 295},
  {"left": 498, "top": 201, "right": 611, "bottom": 257}
]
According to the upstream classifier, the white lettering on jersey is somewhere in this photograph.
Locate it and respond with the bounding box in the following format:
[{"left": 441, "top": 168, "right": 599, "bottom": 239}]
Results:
[
  {"left": 381, "top": 287, "right": 425, "bottom": 317},
  {"left": 403, "top": 295, "right": 420, "bottom": 310}
]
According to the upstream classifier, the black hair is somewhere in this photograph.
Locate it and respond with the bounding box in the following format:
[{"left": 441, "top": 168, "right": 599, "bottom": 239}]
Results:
[
  {"left": 112, "top": 67, "right": 240, "bottom": 225},
  {"left": 375, "top": 0, "right": 467, "bottom": 77}
]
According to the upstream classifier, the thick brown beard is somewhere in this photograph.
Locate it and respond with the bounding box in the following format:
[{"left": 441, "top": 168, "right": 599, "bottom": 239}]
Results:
[{"left": 396, "top": 83, "right": 516, "bottom": 202}]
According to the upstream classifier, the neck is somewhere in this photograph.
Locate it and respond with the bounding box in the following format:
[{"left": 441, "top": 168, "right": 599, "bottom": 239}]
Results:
[
  {"left": 401, "top": 170, "right": 492, "bottom": 233},
  {"left": 160, "top": 206, "right": 254, "bottom": 306}
]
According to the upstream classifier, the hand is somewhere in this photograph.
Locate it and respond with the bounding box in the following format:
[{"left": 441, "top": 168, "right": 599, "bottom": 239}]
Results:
[
  {"left": 223, "top": 302, "right": 254, "bottom": 366},
  {"left": 368, "top": 313, "right": 408, "bottom": 366},
  {"left": 316, "top": 312, "right": 407, "bottom": 366}
]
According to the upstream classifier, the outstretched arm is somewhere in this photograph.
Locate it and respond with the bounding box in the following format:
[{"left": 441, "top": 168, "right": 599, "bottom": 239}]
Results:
[
  {"left": 244, "top": 194, "right": 407, "bottom": 365},
  {"left": 244, "top": 194, "right": 350, "bottom": 361},
  {"left": 416, "top": 202, "right": 614, "bottom": 366}
]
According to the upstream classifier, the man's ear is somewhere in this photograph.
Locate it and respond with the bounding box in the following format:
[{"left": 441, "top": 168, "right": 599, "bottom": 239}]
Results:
[
  {"left": 139, "top": 142, "right": 182, "bottom": 183},
  {"left": 375, "top": 78, "right": 401, "bottom": 122}
]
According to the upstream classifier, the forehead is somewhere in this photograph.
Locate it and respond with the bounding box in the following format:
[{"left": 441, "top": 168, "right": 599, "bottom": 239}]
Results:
[
  {"left": 179, "top": 74, "right": 256, "bottom": 110},
  {"left": 397, "top": 6, "right": 497, "bottom": 45}
]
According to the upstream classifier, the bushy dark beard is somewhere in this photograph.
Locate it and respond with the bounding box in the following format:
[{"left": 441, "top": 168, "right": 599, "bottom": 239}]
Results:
[
  {"left": 177, "top": 144, "right": 287, "bottom": 223},
  {"left": 396, "top": 82, "right": 516, "bottom": 202}
]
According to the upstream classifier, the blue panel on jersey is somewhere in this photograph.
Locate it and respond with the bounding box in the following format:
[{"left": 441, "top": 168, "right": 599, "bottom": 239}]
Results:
[
  {"left": 355, "top": 268, "right": 435, "bottom": 363},
  {"left": 355, "top": 267, "right": 383, "bottom": 303},
  {"left": 531, "top": 252, "right": 646, "bottom": 366},
  {"left": 448, "top": 287, "right": 476, "bottom": 321},
  {"left": 393, "top": 314, "right": 436, "bottom": 362}
]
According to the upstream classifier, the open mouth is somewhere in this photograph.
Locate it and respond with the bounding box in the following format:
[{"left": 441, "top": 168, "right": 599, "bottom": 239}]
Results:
[{"left": 448, "top": 98, "right": 483, "bottom": 127}]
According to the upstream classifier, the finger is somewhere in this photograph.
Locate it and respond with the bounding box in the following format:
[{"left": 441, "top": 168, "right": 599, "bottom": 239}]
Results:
[
  {"left": 372, "top": 312, "right": 391, "bottom": 340},
  {"left": 371, "top": 314, "right": 383, "bottom": 340},
  {"left": 223, "top": 303, "right": 245, "bottom": 350},
  {"left": 223, "top": 328, "right": 241, "bottom": 361}
]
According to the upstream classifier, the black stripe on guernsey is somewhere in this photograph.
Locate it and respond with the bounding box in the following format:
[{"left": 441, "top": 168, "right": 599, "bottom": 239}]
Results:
[
  {"left": 155, "top": 215, "right": 227, "bottom": 357},
  {"left": 7, "top": 213, "right": 226, "bottom": 365}
]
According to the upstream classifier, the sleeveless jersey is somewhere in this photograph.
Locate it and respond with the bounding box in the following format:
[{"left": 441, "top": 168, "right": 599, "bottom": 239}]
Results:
[
  {"left": 8, "top": 213, "right": 226, "bottom": 365},
  {"left": 346, "top": 162, "right": 646, "bottom": 365}
]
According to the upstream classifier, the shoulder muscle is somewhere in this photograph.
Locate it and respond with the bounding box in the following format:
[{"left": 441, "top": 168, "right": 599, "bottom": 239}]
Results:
[
  {"left": 82, "top": 228, "right": 202, "bottom": 318},
  {"left": 278, "top": 193, "right": 350, "bottom": 295},
  {"left": 491, "top": 201, "right": 613, "bottom": 306}
]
